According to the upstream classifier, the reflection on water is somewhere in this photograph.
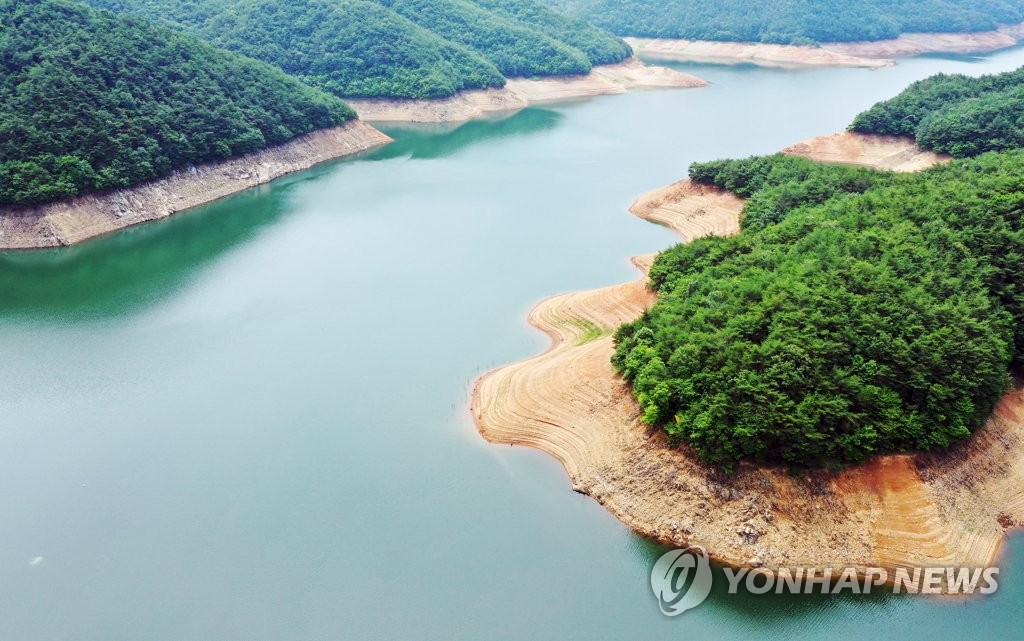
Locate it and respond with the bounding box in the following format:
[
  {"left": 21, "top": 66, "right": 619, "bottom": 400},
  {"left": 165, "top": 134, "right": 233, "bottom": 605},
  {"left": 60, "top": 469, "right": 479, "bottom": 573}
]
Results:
[
  {"left": 0, "top": 110, "right": 562, "bottom": 321},
  {"left": 0, "top": 186, "right": 283, "bottom": 319},
  {"left": 369, "top": 108, "right": 563, "bottom": 161}
]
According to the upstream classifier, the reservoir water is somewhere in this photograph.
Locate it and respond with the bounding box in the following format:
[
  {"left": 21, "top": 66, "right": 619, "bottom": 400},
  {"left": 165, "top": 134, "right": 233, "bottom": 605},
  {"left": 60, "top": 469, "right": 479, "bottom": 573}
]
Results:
[{"left": 3, "top": 49, "right": 1024, "bottom": 640}]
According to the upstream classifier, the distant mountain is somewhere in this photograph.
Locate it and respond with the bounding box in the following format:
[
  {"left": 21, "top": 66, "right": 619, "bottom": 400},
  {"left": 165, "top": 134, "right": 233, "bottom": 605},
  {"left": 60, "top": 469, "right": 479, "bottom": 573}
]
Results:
[
  {"left": 545, "top": 0, "right": 1024, "bottom": 45},
  {"left": 85, "top": 0, "right": 631, "bottom": 99},
  {"left": 0, "top": 0, "right": 354, "bottom": 206}
]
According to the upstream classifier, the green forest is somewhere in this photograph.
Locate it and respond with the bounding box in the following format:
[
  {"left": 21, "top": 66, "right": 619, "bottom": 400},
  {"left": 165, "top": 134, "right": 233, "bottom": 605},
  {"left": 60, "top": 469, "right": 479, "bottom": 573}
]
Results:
[
  {"left": 469, "top": 0, "right": 630, "bottom": 65},
  {"left": 610, "top": 66, "right": 1024, "bottom": 464},
  {"left": 85, "top": 0, "right": 630, "bottom": 99},
  {"left": 0, "top": 0, "right": 354, "bottom": 206},
  {"left": 375, "top": 0, "right": 590, "bottom": 77},
  {"left": 613, "top": 65, "right": 1024, "bottom": 468},
  {"left": 545, "top": 0, "right": 1024, "bottom": 44},
  {"left": 614, "top": 152, "right": 1024, "bottom": 468},
  {"left": 851, "top": 67, "right": 1024, "bottom": 157}
]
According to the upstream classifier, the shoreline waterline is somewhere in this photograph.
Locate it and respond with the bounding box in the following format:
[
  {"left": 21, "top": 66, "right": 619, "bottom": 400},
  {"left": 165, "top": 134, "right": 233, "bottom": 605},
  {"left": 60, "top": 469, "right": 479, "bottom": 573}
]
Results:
[
  {"left": 0, "top": 121, "right": 392, "bottom": 251},
  {"left": 345, "top": 58, "right": 707, "bottom": 124}
]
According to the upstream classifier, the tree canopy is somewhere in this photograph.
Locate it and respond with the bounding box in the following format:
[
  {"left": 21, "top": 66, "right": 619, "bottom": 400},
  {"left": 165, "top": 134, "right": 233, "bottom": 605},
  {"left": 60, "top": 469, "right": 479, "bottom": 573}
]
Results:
[
  {"left": 614, "top": 150, "right": 1024, "bottom": 468},
  {"left": 374, "top": 0, "right": 592, "bottom": 77},
  {"left": 467, "top": 0, "right": 631, "bottom": 66},
  {"left": 0, "top": 0, "right": 354, "bottom": 206},
  {"left": 85, "top": 0, "right": 630, "bottom": 98},
  {"left": 851, "top": 67, "right": 1024, "bottom": 156}
]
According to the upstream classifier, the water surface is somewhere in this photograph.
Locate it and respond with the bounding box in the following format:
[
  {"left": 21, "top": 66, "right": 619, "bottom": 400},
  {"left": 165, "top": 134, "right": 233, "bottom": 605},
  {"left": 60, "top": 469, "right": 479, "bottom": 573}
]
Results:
[{"left": 3, "top": 49, "right": 1024, "bottom": 640}]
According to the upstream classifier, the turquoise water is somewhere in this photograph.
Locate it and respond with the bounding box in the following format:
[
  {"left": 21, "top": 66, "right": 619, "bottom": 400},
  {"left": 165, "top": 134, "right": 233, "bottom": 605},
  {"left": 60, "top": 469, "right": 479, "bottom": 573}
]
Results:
[{"left": 2, "top": 49, "right": 1024, "bottom": 640}]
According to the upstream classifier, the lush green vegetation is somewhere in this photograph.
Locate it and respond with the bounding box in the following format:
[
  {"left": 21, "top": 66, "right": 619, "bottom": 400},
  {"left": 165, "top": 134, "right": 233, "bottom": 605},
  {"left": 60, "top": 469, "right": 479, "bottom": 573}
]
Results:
[
  {"left": 546, "top": 0, "right": 1024, "bottom": 44},
  {"left": 202, "top": 0, "right": 510, "bottom": 98},
  {"left": 86, "top": 0, "right": 630, "bottom": 98},
  {"left": 0, "top": 0, "right": 353, "bottom": 206},
  {"left": 851, "top": 67, "right": 1024, "bottom": 157},
  {"left": 374, "top": 0, "right": 591, "bottom": 77},
  {"left": 468, "top": 0, "right": 631, "bottom": 65},
  {"left": 614, "top": 152, "right": 1024, "bottom": 468},
  {"left": 87, "top": 0, "right": 506, "bottom": 99}
]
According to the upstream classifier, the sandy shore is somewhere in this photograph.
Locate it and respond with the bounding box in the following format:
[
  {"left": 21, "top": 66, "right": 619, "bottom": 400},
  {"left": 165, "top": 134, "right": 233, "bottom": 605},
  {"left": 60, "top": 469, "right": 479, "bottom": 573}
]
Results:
[
  {"left": 0, "top": 121, "right": 392, "bottom": 250},
  {"left": 783, "top": 132, "right": 951, "bottom": 171},
  {"left": 472, "top": 137, "right": 1024, "bottom": 580},
  {"left": 345, "top": 58, "right": 707, "bottom": 123},
  {"left": 626, "top": 21, "right": 1024, "bottom": 68}
]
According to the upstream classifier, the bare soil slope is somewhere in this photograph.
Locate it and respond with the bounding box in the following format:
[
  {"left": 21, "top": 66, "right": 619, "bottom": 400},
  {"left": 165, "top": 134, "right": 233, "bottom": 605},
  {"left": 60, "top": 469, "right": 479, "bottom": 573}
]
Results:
[
  {"left": 346, "top": 59, "right": 706, "bottom": 123},
  {"left": 783, "top": 132, "right": 951, "bottom": 172}
]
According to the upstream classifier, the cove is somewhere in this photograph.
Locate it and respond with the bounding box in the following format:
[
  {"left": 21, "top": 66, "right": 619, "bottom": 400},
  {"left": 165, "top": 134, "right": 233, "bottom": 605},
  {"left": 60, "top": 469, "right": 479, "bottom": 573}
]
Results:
[{"left": 2, "top": 48, "right": 1024, "bottom": 641}]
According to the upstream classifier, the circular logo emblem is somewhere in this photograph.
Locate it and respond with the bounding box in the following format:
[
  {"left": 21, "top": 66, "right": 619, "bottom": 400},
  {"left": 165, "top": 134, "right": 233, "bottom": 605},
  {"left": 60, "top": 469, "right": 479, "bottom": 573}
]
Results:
[{"left": 650, "top": 546, "right": 713, "bottom": 616}]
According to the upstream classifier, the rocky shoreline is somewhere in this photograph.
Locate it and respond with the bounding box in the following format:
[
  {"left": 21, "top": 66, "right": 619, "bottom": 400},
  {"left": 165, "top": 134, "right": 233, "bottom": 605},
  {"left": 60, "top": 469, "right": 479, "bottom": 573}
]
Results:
[
  {"left": 345, "top": 58, "right": 706, "bottom": 123},
  {"left": 0, "top": 121, "right": 392, "bottom": 250}
]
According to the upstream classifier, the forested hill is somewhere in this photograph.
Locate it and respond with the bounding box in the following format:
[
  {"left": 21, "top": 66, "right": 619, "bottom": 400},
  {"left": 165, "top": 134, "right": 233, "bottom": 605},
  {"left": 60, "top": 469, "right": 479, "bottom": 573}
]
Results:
[
  {"left": 613, "top": 68, "right": 1024, "bottom": 468},
  {"left": 616, "top": 152, "right": 1024, "bottom": 469},
  {"left": 84, "top": 0, "right": 631, "bottom": 99},
  {"left": 544, "top": 0, "right": 1024, "bottom": 44},
  {"left": 851, "top": 67, "right": 1024, "bottom": 156},
  {"left": 468, "top": 0, "right": 630, "bottom": 65},
  {"left": 0, "top": 0, "right": 354, "bottom": 207},
  {"left": 381, "top": 0, "right": 591, "bottom": 78}
]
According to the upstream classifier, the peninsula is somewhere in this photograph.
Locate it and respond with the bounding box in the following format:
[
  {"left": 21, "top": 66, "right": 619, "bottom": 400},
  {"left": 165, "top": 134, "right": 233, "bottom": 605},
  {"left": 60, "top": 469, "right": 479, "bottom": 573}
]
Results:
[{"left": 473, "top": 68, "right": 1024, "bottom": 577}]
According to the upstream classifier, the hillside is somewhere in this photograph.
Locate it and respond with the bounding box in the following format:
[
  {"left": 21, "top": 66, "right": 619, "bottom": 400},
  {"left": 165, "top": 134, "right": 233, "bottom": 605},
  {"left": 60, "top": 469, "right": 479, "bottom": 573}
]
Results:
[
  {"left": 851, "top": 66, "right": 1024, "bottom": 156},
  {"left": 546, "top": 0, "right": 1024, "bottom": 44},
  {"left": 0, "top": 0, "right": 355, "bottom": 206},
  {"left": 86, "top": 0, "right": 505, "bottom": 99},
  {"left": 373, "top": 0, "right": 591, "bottom": 77},
  {"left": 85, "top": 0, "right": 631, "bottom": 99},
  {"left": 469, "top": 0, "right": 631, "bottom": 65}
]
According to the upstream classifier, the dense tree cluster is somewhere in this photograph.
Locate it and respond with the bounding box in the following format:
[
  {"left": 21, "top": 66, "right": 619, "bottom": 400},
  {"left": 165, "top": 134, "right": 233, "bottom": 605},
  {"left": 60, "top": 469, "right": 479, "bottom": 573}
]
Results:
[
  {"left": 375, "top": 0, "right": 591, "bottom": 77},
  {"left": 546, "top": 0, "right": 1024, "bottom": 44},
  {"left": 87, "top": 0, "right": 505, "bottom": 99},
  {"left": 85, "top": 0, "right": 630, "bottom": 98},
  {"left": 467, "top": 0, "right": 631, "bottom": 66},
  {"left": 687, "top": 155, "right": 888, "bottom": 233},
  {"left": 203, "top": 0, "right": 508, "bottom": 99},
  {"left": 614, "top": 152, "right": 1024, "bottom": 468},
  {"left": 0, "top": 0, "right": 354, "bottom": 206},
  {"left": 851, "top": 67, "right": 1024, "bottom": 156}
]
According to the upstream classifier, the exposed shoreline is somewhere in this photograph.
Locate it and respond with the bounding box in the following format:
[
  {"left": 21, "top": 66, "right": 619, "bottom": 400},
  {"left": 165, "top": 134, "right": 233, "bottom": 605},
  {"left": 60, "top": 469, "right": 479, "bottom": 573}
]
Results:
[
  {"left": 471, "top": 133, "right": 1024, "bottom": 581},
  {"left": 626, "top": 21, "right": 1024, "bottom": 68},
  {"left": 345, "top": 58, "right": 707, "bottom": 123},
  {"left": 0, "top": 121, "right": 392, "bottom": 250},
  {"left": 782, "top": 132, "right": 951, "bottom": 171}
]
